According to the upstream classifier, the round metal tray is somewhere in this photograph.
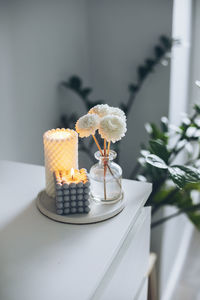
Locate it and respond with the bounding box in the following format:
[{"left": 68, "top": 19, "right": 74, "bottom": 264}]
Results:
[{"left": 36, "top": 191, "right": 125, "bottom": 224}]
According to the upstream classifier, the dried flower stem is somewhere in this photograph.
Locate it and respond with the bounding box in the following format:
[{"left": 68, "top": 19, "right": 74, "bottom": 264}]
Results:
[
  {"left": 92, "top": 135, "right": 103, "bottom": 156},
  {"left": 104, "top": 139, "right": 107, "bottom": 156},
  {"left": 107, "top": 164, "right": 122, "bottom": 188},
  {"left": 92, "top": 135, "right": 121, "bottom": 199},
  {"left": 104, "top": 168, "right": 107, "bottom": 200},
  {"left": 107, "top": 141, "right": 111, "bottom": 156},
  {"left": 104, "top": 139, "right": 107, "bottom": 200}
]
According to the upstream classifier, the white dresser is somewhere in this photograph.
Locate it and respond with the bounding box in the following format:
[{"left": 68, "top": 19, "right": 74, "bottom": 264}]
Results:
[{"left": 0, "top": 161, "right": 152, "bottom": 300}]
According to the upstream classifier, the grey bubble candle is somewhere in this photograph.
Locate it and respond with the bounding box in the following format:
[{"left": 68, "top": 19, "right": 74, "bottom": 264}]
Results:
[{"left": 54, "top": 168, "right": 90, "bottom": 215}]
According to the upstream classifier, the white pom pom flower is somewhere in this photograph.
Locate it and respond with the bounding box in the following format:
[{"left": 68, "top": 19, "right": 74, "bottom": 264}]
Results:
[
  {"left": 109, "top": 107, "right": 126, "bottom": 121},
  {"left": 76, "top": 113, "right": 100, "bottom": 138},
  {"left": 99, "top": 115, "right": 127, "bottom": 143},
  {"left": 88, "top": 104, "right": 110, "bottom": 117}
]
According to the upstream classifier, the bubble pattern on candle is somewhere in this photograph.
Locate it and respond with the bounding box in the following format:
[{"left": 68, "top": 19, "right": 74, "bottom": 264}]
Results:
[
  {"left": 43, "top": 128, "right": 78, "bottom": 197},
  {"left": 54, "top": 169, "right": 91, "bottom": 215}
]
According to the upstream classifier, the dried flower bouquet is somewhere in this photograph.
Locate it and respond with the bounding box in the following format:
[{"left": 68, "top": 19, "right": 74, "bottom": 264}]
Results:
[{"left": 76, "top": 104, "right": 127, "bottom": 200}]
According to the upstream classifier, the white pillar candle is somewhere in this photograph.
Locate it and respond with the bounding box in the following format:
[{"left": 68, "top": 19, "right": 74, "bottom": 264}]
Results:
[{"left": 43, "top": 128, "right": 78, "bottom": 197}]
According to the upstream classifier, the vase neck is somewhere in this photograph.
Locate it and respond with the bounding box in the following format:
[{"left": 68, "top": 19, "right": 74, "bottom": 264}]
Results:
[{"left": 94, "top": 150, "right": 117, "bottom": 163}]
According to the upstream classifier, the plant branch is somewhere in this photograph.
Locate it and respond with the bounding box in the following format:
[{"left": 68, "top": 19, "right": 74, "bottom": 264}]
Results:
[
  {"left": 152, "top": 187, "right": 179, "bottom": 215},
  {"left": 151, "top": 203, "right": 200, "bottom": 229},
  {"left": 120, "top": 36, "right": 173, "bottom": 116},
  {"left": 60, "top": 36, "right": 173, "bottom": 166},
  {"left": 169, "top": 111, "right": 199, "bottom": 163}
]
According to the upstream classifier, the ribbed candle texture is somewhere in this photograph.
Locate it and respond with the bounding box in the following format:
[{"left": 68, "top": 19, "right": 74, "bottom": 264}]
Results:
[{"left": 43, "top": 128, "right": 78, "bottom": 197}]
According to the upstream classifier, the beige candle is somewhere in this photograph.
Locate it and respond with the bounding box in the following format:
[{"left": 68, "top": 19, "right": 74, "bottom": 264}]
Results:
[{"left": 43, "top": 128, "right": 78, "bottom": 197}]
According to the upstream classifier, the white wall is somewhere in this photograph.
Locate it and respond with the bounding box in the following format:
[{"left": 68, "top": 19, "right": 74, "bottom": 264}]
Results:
[
  {"left": 0, "top": 2, "right": 17, "bottom": 160},
  {"left": 189, "top": 0, "right": 200, "bottom": 107},
  {"left": 88, "top": 0, "right": 173, "bottom": 177},
  {"left": 0, "top": 0, "right": 173, "bottom": 172},
  {"left": 0, "top": 0, "right": 90, "bottom": 165}
]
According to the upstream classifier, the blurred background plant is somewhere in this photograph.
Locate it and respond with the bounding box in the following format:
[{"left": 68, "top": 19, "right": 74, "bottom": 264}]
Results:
[
  {"left": 58, "top": 34, "right": 200, "bottom": 229},
  {"left": 136, "top": 103, "right": 200, "bottom": 229},
  {"left": 59, "top": 35, "right": 173, "bottom": 164}
]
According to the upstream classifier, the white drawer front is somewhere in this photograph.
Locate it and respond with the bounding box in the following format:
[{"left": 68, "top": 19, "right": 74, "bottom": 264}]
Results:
[
  {"left": 92, "top": 207, "right": 151, "bottom": 300},
  {"left": 135, "top": 278, "right": 148, "bottom": 300}
]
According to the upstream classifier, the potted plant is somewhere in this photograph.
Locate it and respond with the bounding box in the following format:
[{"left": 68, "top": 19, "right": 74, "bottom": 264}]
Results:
[{"left": 135, "top": 104, "right": 200, "bottom": 229}]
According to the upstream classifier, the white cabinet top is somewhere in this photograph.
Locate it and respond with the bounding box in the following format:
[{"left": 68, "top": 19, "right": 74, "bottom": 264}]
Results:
[{"left": 0, "top": 161, "right": 152, "bottom": 300}]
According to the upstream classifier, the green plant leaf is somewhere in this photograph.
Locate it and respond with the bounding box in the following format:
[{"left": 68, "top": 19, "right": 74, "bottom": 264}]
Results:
[
  {"left": 146, "top": 154, "right": 168, "bottom": 169},
  {"left": 194, "top": 118, "right": 200, "bottom": 128},
  {"left": 174, "top": 192, "right": 200, "bottom": 230},
  {"left": 181, "top": 116, "right": 191, "bottom": 126},
  {"left": 160, "top": 35, "right": 172, "bottom": 49},
  {"left": 138, "top": 157, "right": 146, "bottom": 166},
  {"left": 120, "top": 103, "right": 128, "bottom": 114},
  {"left": 145, "top": 59, "right": 155, "bottom": 70},
  {"left": 149, "top": 139, "right": 170, "bottom": 162},
  {"left": 194, "top": 104, "right": 200, "bottom": 114},
  {"left": 69, "top": 76, "right": 82, "bottom": 90},
  {"left": 185, "top": 182, "right": 200, "bottom": 191},
  {"left": 149, "top": 123, "right": 161, "bottom": 139},
  {"left": 140, "top": 149, "right": 150, "bottom": 157},
  {"left": 81, "top": 88, "right": 92, "bottom": 98},
  {"left": 187, "top": 212, "right": 200, "bottom": 230},
  {"left": 154, "top": 46, "right": 164, "bottom": 58},
  {"left": 168, "top": 167, "right": 186, "bottom": 189},
  {"left": 137, "top": 66, "right": 148, "bottom": 81},
  {"left": 175, "top": 139, "right": 187, "bottom": 152},
  {"left": 128, "top": 84, "right": 138, "bottom": 93},
  {"left": 169, "top": 165, "right": 200, "bottom": 189},
  {"left": 136, "top": 175, "right": 147, "bottom": 182},
  {"left": 186, "top": 127, "right": 197, "bottom": 138},
  {"left": 160, "top": 116, "right": 168, "bottom": 133},
  {"left": 172, "top": 165, "right": 200, "bottom": 182},
  {"left": 194, "top": 129, "right": 200, "bottom": 138},
  {"left": 145, "top": 123, "right": 168, "bottom": 143},
  {"left": 153, "top": 186, "right": 175, "bottom": 205},
  {"left": 153, "top": 186, "right": 192, "bottom": 209}
]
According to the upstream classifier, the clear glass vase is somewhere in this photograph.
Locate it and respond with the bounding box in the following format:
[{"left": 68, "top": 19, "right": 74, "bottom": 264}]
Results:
[{"left": 89, "top": 150, "right": 123, "bottom": 204}]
